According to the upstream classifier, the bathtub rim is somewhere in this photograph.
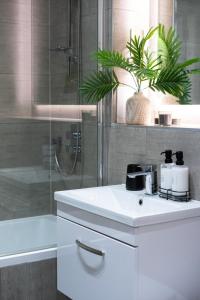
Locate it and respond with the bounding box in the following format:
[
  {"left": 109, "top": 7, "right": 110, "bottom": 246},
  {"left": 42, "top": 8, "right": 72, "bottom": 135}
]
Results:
[{"left": 0, "top": 247, "right": 57, "bottom": 268}]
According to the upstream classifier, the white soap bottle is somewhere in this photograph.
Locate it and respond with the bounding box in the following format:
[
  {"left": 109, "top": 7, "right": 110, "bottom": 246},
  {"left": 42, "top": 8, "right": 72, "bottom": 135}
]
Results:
[
  {"left": 172, "top": 151, "right": 189, "bottom": 197},
  {"left": 160, "top": 150, "right": 174, "bottom": 194}
]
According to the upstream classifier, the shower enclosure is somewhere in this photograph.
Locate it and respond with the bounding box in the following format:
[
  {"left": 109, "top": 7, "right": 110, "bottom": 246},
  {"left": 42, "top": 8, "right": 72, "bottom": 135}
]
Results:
[{"left": 0, "top": 0, "right": 104, "bottom": 260}]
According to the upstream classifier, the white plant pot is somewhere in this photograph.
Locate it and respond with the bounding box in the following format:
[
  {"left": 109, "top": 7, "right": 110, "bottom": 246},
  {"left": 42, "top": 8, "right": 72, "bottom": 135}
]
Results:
[{"left": 126, "top": 92, "right": 152, "bottom": 125}]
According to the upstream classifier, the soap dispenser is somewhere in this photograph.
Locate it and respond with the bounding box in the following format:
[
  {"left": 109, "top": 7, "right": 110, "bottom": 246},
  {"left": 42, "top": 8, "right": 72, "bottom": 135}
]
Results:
[
  {"left": 160, "top": 150, "right": 174, "bottom": 194},
  {"left": 172, "top": 151, "right": 189, "bottom": 196}
]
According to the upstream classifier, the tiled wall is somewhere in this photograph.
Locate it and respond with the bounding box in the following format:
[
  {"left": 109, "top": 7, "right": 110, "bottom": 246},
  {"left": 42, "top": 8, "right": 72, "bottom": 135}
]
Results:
[
  {"left": 33, "top": 0, "right": 99, "bottom": 105},
  {"left": 50, "top": 120, "right": 83, "bottom": 212},
  {"left": 0, "top": 115, "right": 98, "bottom": 220},
  {"left": 0, "top": 258, "right": 69, "bottom": 300},
  {"left": 0, "top": 0, "right": 32, "bottom": 117},
  {"left": 80, "top": 0, "right": 98, "bottom": 99},
  {"left": 108, "top": 0, "right": 200, "bottom": 200},
  {"left": 50, "top": 0, "right": 80, "bottom": 105},
  {"left": 0, "top": 119, "right": 51, "bottom": 220},
  {"left": 0, "top": 0, "right": 53, "bottom": 220},
  {"left": 81, "top": 114, "right": 98, "bottom": 187},
  {"left": 50, "top": 115, "right": 98, "bottom": 212},
  {"left": 175, "top": 0, "right": 200, "bottom": 104},
  {"left": 32, "top": 0, "right": 50, "bottom": 105},
  {"left": 108, "top": 125, "right": 200, "bottom": 200},
  {"left": 158, "top": 0, "right": 173, "bottom": 28},
  {"left": 0, "top": 0, "right": 99, "bottom": 221}
]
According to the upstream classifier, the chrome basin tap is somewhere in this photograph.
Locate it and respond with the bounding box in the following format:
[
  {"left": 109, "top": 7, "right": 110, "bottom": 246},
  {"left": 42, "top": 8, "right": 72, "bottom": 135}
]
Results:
[{"left": 127, "top": 165, "right": 157, "bottom": 195}]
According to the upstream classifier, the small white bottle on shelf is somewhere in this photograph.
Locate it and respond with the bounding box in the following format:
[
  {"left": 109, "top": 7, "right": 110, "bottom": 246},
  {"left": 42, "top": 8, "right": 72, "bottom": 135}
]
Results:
[
  {"left": 172, "top": 151, "right": 189, "bottom": 197},
  {"left": 160, "top": 150, "right": 174, "bottom": 194}
]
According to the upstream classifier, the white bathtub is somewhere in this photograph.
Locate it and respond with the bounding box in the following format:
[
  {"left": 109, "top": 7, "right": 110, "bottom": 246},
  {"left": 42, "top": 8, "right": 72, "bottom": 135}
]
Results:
[{"left": 0, "top": 215, "right": 57, "bottom": 268}]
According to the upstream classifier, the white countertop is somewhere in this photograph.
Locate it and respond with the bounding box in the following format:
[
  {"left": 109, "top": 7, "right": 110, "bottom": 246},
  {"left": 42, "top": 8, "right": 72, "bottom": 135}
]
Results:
[{"left": 55, "top": 185, "right": 200, "bottom": 227}]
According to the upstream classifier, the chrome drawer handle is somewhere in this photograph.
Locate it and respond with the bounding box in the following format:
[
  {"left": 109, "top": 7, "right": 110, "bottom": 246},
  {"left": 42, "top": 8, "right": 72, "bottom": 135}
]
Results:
[{"left": 76, "top": 239, "right": 105, "bottom": 257}]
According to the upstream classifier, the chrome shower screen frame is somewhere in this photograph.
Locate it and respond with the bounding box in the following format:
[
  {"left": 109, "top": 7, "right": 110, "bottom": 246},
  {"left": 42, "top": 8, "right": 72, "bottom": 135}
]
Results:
[{"left": 97, "top": 0, "right": 113, "bottom": 186}]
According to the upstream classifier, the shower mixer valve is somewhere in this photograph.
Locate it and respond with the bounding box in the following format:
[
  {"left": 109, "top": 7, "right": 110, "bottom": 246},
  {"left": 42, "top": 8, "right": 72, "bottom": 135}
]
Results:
[
  {"left": 72, "top": 131, "right": 81, "bottom": 139},
  {"left": 64, "top": 128, "right": 81, "bottom": 157}
]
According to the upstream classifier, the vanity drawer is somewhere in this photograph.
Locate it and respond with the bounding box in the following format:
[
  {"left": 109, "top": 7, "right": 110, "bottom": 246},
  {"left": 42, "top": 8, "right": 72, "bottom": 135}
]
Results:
[{"left": 57, "top": 217, "right": 138, "bottom": 300}]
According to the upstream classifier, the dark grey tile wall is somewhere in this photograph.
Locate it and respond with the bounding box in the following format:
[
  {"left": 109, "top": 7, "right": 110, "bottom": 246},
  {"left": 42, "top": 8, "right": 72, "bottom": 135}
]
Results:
[
  {"left": 50, "top": 0, "right": 80, "bottom": 105},
  {"left": 51, "top": 121, "right": 82, "bottom": 187},
  {"left": 32, "top": 0, "right": 50, "bottom": 105},
  {"left": 108, "top": 125, "right": 200, "bottom": 199},
  {"left": 51, "top": 116, "right": 98, "bottom": 213},
  {"left": 0, "top": 259, "right": 70, "bottom": 300},
  {"left": 81, "top": 114, "right": 98, "bottom": 187},
  {"left": 0, "top": 0, "right": 32, "bottom": 116},
  {"left": 0, "top": 119, "right": 51, "bottom": 220},
  {"left": 80, "top": 0, "right": 98, "bottom": 84},
  {"left": 50, "top": 121, "right": 82, "bottom": 213},
  {"left": 34, "top": 0, "right": 99, "bottom": 105},
  {"left": 0, "top": 0, "right": 99, "bottom": 221},
  {"left": 176, "top": 0, "right": 200, "bottom": 104},
  {"left": 0, "top": 0, "right": 53, "bottom": 220}
]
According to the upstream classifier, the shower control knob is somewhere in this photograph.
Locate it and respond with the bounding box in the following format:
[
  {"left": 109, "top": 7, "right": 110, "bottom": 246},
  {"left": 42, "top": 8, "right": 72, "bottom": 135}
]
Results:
[
  {"left": 72, "top": 132, "right": 81, "bottom": 139},
  {"left": 73, "top": 146, "right": 81, "bottom": 153}
]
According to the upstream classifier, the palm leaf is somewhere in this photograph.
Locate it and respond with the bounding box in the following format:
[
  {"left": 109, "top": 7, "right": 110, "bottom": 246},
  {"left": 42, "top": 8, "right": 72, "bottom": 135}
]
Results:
[
  {"left": 179, "top": 57, "right": 200, "bottom": 68},
  {"left": 128, "top": 51, "right": 161, "bottom": 81},
  {"left": 126, "top": 27, "right": 159, "bottom": 81},
  {"left": 150, "top": 66, "right": 190, "bottom": 99},
  {"left": 178, "top": 74, "right": 192, "bottom": 104},
  {"left": 144, "top": 26, "right": 159, "bottom": 41},
  {"left": 189, "top": 69, "right": 200, "bottom": 74},
  {"left": 142, "top": 50, "right": 161, "bottom": 78},
  {"left": 127, "top": 35, "right": 142, "bottom": 70},
  {"left": 144, "top": 50, "right": 161, "bottom": 70},
  {"left": 134, "top": 67, "right": 158, "bottom": 80},
  {"left": 80, "top": 70, "right": 119, "bottom": 103},
  {"left": 127, "top": 27, "right": 158, "bottom": 68},
  {"left": 80, "top": 25, "right": 199, "bottom": 104},
  {"left": 94, "top": 50, "right": 132, "bottom": 71},
  {"left": 158, "top": 24, "right": 181, "bottom": 67}
]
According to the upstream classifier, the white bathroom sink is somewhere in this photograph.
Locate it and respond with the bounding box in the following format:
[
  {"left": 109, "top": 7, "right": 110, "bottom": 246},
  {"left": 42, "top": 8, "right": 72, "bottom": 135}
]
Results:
[{"left": 54, "top": 184, "right": 200, "bottom": 227}]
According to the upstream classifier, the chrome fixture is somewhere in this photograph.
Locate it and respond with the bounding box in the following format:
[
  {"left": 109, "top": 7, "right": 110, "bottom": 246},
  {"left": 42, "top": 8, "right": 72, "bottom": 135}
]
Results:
[
  {"left": 53, "top": 124, "right": 81, "bottom": 178},
  {"left": 128, "top": 165, "right": 157, "bottom": 195},
  {"left": 76, "top": 240, "right": 105, "bottom": 257},
  {"left": 50, "top": 44, "right": 73, "bottom": 54},
  {"left": 71, "top": 126, "right": 81, "bottom": 154},
  {"left": 72, "top": 131, "right": 81, "bottom": 139},
  {"left": 72, "top": 146, "right": 81, "bottom": 153},
  {"left": 50, "top": 44, "right": 79, "bottom": 77}
]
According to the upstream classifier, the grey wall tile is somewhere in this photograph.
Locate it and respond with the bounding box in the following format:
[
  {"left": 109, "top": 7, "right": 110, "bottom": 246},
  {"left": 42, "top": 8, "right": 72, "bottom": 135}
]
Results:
[
  {"left": 32, "top": 0, "right": 49, "bottom": 26},
  {"left": 0, "top": 263, "right": 29, "bottom": 300},
  {"left": 0, "top": 119, "right": 51, "bottom": 221},
  {"left": 0, "top": 0, "right": 33, "bottom": 117},
  {"left": 110, "top": 126, "right": 147, "bottom": 156},
  {"left": 176, "top": 0, "right": 200, "bottom": 105},
  {"left": 49, "top": 0, "right": 81, "bottom": 105},
  {"left": 81, "top": 0, "right": 98, "bottom": 17},
  {"left": 108, "top": 125, "right": 147, "bottom": 185},
  {"left": 28, "top": 259, "right": 57, "bottom": 300},
  {"left": 146, "top": 127, "right": 200, "bottom": 167},
  {"left": 0, "top": 0, "right": 98, "bottom": 220},
  {"left": 0, "top": 1, "right": 28, "bottom": 24},
  {"left": 0, "top": 259, "right": 70, "bottom": 300},
  {"left": 108, "top": 125, "right": 200, "bottom": 200}
]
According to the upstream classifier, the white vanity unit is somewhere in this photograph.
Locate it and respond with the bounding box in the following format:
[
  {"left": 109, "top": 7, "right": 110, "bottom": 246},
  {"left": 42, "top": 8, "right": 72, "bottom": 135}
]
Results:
[{"left": 55, "top": 185, "right": 200, "bottom": 300}]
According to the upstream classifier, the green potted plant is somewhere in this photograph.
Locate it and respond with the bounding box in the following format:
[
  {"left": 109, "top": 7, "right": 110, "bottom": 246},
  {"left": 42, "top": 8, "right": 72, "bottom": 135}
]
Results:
[{"left": 80, "top": 24, "right": 200, "bottom": 125}]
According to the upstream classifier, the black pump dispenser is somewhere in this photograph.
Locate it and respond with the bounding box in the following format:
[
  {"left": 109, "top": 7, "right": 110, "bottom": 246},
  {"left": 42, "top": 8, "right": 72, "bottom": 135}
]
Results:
[
  {"left": 161, "top": 150, "right": 173, "bottom": 163},
  {"left": 173, "top": 151, "right": 184, "bottom": 165}
]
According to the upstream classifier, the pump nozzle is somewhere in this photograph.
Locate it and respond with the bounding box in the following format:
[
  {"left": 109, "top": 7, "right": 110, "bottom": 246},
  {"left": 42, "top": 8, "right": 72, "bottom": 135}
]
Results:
[
  {"left": 161, "top": 150, "right": 173, "bottom": 163},
  {"left": 173, "top": 151, "right": 184, "bottom": 165}
]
